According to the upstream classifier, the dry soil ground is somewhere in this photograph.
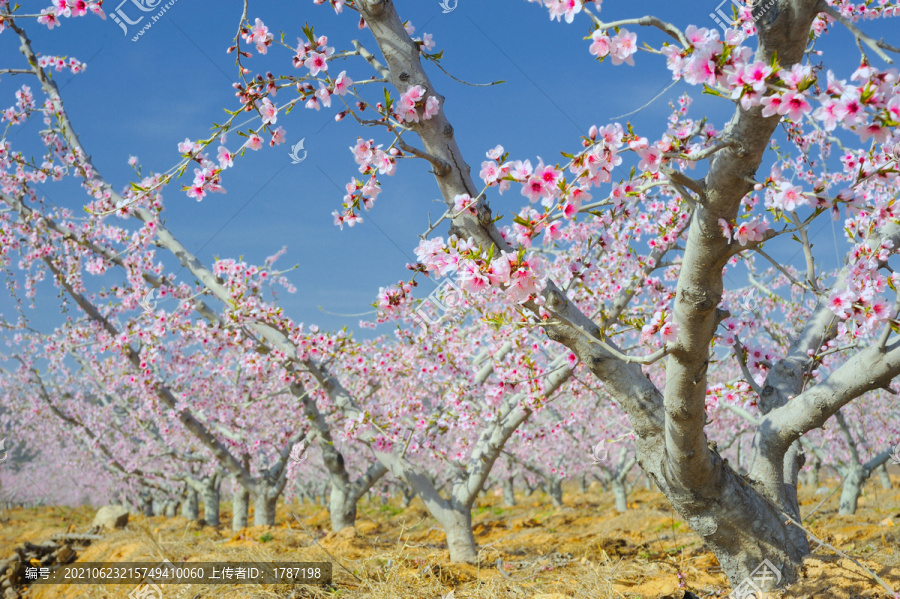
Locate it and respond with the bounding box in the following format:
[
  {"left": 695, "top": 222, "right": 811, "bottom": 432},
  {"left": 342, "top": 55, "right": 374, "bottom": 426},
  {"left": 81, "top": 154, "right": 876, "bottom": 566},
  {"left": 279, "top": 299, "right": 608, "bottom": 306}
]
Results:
[{"left": 2, "top": 478, "right": 898, "bottom": 599}]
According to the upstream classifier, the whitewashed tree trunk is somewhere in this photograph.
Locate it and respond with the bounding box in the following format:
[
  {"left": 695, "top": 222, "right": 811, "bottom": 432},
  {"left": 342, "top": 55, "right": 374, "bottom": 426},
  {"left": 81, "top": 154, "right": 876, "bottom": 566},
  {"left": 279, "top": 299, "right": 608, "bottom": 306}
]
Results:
[
  {"left": 838, "top": 467, "right": 865, "bottom": 515},
  {"left": 329, "top": 462, "right": 388, "bottom": 531},
  {"left": 806, "top": 455, "right": 821, "bottom": 488},
  {"left": 200, "top": 475, "right": 222, "bottom": 527},
  {"left": 253, "top": 488, "right": 278, "bottom": 526},
  {"left": 876, "top": 463, "right": 892, "bottom": 490},
  {"left": 164, "top": 501, "right": 178, "bottom": 517},
  {"left": 502, "top": 477, "right": 516, "bottom": 507},
  {"left": 439, "top": 507, "right": 477, "bottom": 564},
  {"left": 400, "top": 484, "right": 415, "bottom": 508},
  {"left": 611, "top": 478, "right": 628, "bottom": 513},
  {"left": 328, "top": 485, "right": 357, "bottom": 530},
  {"left": 181, "top": 488, "right": 199, "bottom": 520},
  {"left": 548, "top": 479, "right": 563, "bottom": 507},
  {"left": 233, "top": 483, "right": 249, "bottom": 531}
]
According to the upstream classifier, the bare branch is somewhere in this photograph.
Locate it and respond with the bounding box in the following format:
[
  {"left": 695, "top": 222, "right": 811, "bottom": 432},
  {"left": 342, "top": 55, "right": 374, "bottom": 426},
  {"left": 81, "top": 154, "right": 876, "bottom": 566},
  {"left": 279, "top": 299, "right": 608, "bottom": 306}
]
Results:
[
  {"left": 581, "top": 6, "right": 690, "bottom": 48},
  {"left": 351, "top": 39, "right": 391, "bottom": 78},
  {"left": 789, "top": 210, "right": 820, "bottom": 292},
  {"left": 663, "top": 139, "right": 739, "bottom": 162},
  {"left": 661, "top": 166, "right": 706, "bottom": 197}
]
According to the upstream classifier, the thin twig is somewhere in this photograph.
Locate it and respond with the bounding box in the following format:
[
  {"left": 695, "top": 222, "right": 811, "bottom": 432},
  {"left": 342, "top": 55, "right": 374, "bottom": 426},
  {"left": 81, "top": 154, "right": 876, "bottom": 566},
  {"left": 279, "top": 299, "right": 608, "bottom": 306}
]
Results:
[{"left": 429, "top": 59, "right": 504, "bottom": 87}]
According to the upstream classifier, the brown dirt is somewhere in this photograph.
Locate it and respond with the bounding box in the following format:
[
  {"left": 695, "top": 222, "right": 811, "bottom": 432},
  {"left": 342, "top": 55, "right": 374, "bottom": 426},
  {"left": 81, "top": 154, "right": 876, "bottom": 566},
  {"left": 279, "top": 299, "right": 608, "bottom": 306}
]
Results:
[{"left": 1, "top": 477, "right": 897, "bottom": 598}]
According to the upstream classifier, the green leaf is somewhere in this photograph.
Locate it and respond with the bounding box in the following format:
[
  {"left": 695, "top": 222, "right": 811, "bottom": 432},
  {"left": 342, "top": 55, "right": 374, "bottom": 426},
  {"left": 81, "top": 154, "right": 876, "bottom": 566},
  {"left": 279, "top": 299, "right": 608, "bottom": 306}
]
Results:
[
  {"left": 702, "top": 84, "right": 727, "bottom": 98},
  {"left": 301, "top": 23, "right": 316, "bottom": 45}
]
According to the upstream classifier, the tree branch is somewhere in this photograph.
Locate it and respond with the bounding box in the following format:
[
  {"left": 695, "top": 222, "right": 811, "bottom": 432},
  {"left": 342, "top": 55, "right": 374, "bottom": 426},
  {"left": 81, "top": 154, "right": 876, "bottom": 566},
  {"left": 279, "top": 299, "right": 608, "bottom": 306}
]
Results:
[{"left": 818, "top": 2, "right": 900, "bottom": 64}]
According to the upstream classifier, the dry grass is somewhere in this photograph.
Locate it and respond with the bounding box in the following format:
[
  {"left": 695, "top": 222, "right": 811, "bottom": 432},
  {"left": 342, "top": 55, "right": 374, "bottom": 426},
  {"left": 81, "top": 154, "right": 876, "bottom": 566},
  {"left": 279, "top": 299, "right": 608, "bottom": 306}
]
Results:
[{"left": 4, "top": 476, "right": 898, "bottom": 599}]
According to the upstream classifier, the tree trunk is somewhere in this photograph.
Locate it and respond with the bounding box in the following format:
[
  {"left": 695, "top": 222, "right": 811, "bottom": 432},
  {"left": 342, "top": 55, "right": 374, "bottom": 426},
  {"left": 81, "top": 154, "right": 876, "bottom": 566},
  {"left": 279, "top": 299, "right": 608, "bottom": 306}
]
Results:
[
  {"left": 838, "top": 467, "right": 865, "bottom": 515},
  {"left": 141, "top": 496, "right": 154, "bottom": 517},
  {"left": 611, "top": 478, "right": 628, "bottom": 513},
  {"left": 328, "top": 483, "right": 358, "bottom": 531},
  {"left": 595, "top": 475, "right": 610, "bottom": 492},
  {"left": 548, "top": 478, "right": 563, "bottom": 507},
  {"left": 636, "top": 441, "right": 811, "bottom": 591},
  {"left": 806, "top": 456, "right": 821, "bottom": 488},
  {"left": 876, "top": 463, "right": 892, "bottom": 490},
  {"left": 439, "top": 509, "right": 478, "bottom": 563},
  {"left": 233, "top": 484, "right": 250, "bottom": 531},
  {"left": 400, "top": 485, "right": 415, "bottom": 508},
  {"left": 164, "top": 501, "right": 179, "bottom": 517},
  {"left": 253, "top": 489, "right": 277, "bottom": 526},
  {"left": 578, "top": 474, "right": 588, "bottom": 494},
  {"left": 502, "top": 477, "right": 516, "bottom": 507},
  {"left": 181, "top": 488, "right": 199, "bottom": 520},
  {"left": 643, "top": 471, "right": 654, "bottom": 490},
  {"left": 202, "top": 483, "right": 220, "bottom": 526}
]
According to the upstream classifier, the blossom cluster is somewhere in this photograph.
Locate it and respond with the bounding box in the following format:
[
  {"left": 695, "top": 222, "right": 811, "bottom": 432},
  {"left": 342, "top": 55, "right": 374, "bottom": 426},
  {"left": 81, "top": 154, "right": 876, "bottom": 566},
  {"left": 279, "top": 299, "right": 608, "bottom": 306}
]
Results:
[
  {"left": 242, "top": 18, "right": 274, "bottom": 55},
  {"left": 640, "top": 310, "right": 679, "bottom": 344},
  {"left": 526, "top": 0, "right": 592, "bottom": 24},
  {"left": 396, "top": 85, "right": 440, "bottom": 123},
  {"left": 413, "top": 235, "right": 548, "bottom": 304},
  {"left": 827, "top": 241, "right": 896, "bottom": 333},
  {"left": 36, "top": 55, "right": 86, "bottom": 74},
  {"left": 332, "top": 138, "right": 396, "bottom": 228},
  {"left": 36, "top": 0, "right": 104, "bottom": 29},
  {"left": 589, "top": 29, "right": 638, "bottom": 66},
  {"left": 718, "top": 216, "right": 769, "bottom": 246},
  {"left": 293, "top": 33, "right": 334, "bottom": 76}
]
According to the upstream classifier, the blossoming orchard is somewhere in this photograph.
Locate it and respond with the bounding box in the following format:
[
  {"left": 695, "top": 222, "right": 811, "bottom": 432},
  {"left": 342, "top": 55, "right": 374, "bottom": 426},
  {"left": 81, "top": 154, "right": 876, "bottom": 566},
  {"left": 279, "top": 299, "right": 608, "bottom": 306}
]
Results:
[{"left": 0, "top": 0, "right": 899, "bottom": 597}]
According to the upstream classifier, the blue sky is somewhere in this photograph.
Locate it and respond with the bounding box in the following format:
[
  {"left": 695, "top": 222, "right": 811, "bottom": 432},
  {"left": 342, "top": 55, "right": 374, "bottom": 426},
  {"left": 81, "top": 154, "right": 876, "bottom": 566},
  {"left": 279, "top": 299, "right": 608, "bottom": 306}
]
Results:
[{"left": 1, "top": 0, "right": 895, "bottom": 336}]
